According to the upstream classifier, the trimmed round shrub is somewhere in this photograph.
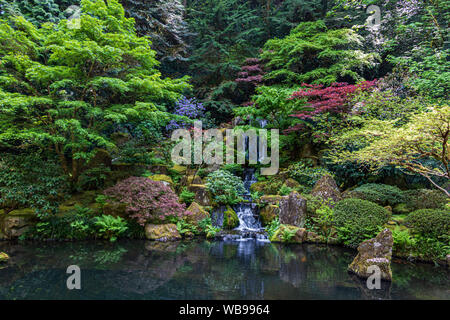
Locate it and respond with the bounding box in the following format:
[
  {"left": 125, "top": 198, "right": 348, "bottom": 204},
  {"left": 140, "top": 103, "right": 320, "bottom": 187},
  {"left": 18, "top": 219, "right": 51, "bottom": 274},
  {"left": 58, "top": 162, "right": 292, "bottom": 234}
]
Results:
[
  {"left": 334, "top": 198, "right": 391, "bottom": 247},
  {"left": 345, "top": 183, "right": 404, "bottom": 206},
  {"left": 405, "top": 209, "right": 450, "bottom": 239},
  {"left": 402, "top": 189, "right": 448, "bottom": 211},
  {"left": 104, "top": 177, "right": 190, "bottom": 226}
]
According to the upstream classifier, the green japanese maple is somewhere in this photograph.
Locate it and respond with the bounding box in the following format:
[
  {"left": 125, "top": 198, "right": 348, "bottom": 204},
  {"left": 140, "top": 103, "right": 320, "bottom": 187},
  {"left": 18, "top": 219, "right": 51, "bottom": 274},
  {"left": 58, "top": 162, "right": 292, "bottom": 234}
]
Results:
[{"left": 0, "top": 0, "right": 190, "bottom": 186}]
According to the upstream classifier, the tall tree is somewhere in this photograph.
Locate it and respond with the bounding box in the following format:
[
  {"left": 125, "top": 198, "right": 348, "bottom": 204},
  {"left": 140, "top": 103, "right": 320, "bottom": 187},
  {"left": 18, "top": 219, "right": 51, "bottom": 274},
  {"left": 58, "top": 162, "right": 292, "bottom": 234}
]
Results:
[{"left": 0, "top": 0, "right": 190, "bottom": 187}]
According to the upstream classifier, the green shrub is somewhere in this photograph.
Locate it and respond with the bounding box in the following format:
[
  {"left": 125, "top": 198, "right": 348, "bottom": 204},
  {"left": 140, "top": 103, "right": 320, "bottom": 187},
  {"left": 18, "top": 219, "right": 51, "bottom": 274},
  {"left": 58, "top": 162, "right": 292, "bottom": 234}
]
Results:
[
  {"left": 346, "top": 183, "right": 404, "bottom": 206},
  {"left": 405, "top": 209, "right": 450, "bottom": 240},
  {"left": 266, "top": 217, "right": 280, "bottom": 239},
  {"left": 334, "top": 199, "right": 390, "bottom": 247},
  {"left": 94, "top": 215, "right": 128, "bottom": 242},
  {"left": 179, "top": 187, "right": 195, "bottom": 205},
  {"left": 206, "top": 170, "right": 245, "bottom": 205},
  {"left": 402, "top": 189, "right": 448, "bottom": 211},
  {"left": 288, "top": 160, "right": 331, "bottom": 192},
  {"left": 22, "top": 206, "right": 94, "bottom": 240},
  {"left": 392, "top": 228, "right": 416, "bottom": 254},
  {"left": 279, "top": 185, "right": 293, "bottom": 196},
  {"left": 176, "top": 219, "right": 198, "bottom": 236},
  {"left": 198, "top": 217, "right": 220, "bottom": 239}
]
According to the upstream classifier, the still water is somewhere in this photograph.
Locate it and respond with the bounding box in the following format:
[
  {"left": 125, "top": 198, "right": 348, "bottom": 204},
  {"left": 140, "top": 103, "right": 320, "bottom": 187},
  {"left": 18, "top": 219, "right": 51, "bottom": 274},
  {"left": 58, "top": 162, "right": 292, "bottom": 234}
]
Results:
[{"left": 0, "top": 240, "right": 448, "bottom": 300}]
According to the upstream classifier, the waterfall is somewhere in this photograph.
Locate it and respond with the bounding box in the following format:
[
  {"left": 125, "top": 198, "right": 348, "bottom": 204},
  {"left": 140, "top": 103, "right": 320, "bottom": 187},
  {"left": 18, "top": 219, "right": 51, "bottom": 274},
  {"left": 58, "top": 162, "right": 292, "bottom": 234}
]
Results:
[{"left": 232, "top": 168, "right": 268, "bottom": 242}]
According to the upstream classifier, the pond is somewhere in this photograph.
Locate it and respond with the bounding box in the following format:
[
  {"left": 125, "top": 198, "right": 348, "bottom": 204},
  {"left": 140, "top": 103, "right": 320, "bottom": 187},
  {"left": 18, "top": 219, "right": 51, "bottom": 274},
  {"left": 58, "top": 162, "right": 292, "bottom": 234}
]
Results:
[{"left": 0, "top": 240, "right": 448, "bottom": 300}]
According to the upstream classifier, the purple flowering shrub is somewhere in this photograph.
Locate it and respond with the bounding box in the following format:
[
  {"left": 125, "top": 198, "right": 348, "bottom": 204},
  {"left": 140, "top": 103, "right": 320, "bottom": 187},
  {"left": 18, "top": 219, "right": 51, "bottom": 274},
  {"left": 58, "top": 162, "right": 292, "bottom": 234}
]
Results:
[
  {"left": 104, "top": 177, "right": 191, "bottom": 226},
  {"left": 166, "top": 96, "right": 205, "bottom": 130}
]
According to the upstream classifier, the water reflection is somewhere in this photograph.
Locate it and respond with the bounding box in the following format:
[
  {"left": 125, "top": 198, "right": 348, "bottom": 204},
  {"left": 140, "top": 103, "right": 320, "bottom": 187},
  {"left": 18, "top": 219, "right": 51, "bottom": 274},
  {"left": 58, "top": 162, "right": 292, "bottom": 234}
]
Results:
[{"left": 0, "top": 240, "right": 448, "bottom": 300}]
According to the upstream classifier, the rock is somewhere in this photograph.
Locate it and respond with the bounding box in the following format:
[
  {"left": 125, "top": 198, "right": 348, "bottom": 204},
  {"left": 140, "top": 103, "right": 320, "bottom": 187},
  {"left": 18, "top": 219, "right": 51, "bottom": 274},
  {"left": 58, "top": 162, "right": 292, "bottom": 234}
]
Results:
[
  {"left": 260, "top": 205, "right": 279, "bottom": 226},
  {"left": 211, "top": 206, "right": 226, "bottom": 228},
  {"left": 348, "top": 229, "right": 394, "bottom": 281},
  {"left": 0, "top": 209, "right": 37, "bottom": 239},
  {"left": 170, "top": 165, "right": 187, "bottom": 175},
  {"left": 148, "top": 174, "right": 173, "bottom": 187},
  {"left": 306, "top": 231, "right": 326, "bottom": 243},
  {"left": 279, "top": 191, "right": 307, "bottom": 227},
  {"left": 180, "top": 175, "right": 203, "bottom": 186},
  {"left": 102, "top": 202, "right": 128, "bottom": 217},
  {"left": 187, "top": 184, "right": 211, "bottom": 206},
  {"left": 145, "top": 224, "right": 181, "bottom": 241},
  {"left": 284, "top": 178, "right": 300, "bottom": 189},
  {"left": 259, "top": 195, "right": 285, "bottom": 205},
  {"left": 0, "top": 252, "right": 9, "bottom": 263},
  {"left": 310, "top": 174, "right": 342, "bottom": 204},
  {"left": 270, "top": 225, "right": 307, "bottom": 243},
  {"left": 223, "top": 206, "right": 239, "bottom": 229},
  {"left": 185, "top": 202, "right": 209, "bottom": 226},
  {"left": 447, "top": 254, "right": 450, "bottom": 268}
]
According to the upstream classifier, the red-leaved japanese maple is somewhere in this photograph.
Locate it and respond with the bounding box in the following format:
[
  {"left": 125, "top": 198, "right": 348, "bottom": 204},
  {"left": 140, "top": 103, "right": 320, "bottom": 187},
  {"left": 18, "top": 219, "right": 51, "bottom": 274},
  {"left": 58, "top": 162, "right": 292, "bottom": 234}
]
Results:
[
  {"left": 104, "top": 177, "right": 191, "bottom": 226},
  {"left": 288, "top": 80, "right": 377, "bottom": 131}
]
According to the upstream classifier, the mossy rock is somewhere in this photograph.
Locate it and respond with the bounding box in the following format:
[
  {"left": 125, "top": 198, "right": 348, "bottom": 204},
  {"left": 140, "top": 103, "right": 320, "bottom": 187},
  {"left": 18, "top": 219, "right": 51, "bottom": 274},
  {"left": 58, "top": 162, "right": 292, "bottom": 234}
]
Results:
[
  {"left": 0, "top": 252, "right": 9, "bottom": 263},
  {"left": 0, "top": 210, "right": 37, "bottom": 239},
  {"left": 284, "top": 178, "right": 301, "bottom": 189},
  {"left": 260, "top": 205, "right": 279, "bottom": 226},
  {"left": 7, "top": 208, "right": 35, "bottom": 216},
  {"left": 270, "top": 224, "right": 307, "bottom": 243},
  {"left": 148, "top": 174, "right": 173, "bottom": 186},
  {"left": 170, "top": 165, "right": 187, "bottom": 174},
  {"left": 145, "top": 223, "right": 181, "bottom": 241},
  {"left": 180, "top": 175, "right": 203, "bottom": 186},
  {"left": 102, "top": 202, "right": 128, "bottom": 217},
  {"left": 223, "top": 206, "right": 239, "bottom": 229},
  {"left": 186, "top": 202, "right": 210, "bottom": 225},
  {"left": 259, "top": 195, "right": 285, "bottom": 205},
  {"left": 250, "top": 181, "right": 267, "bottom": 193}
]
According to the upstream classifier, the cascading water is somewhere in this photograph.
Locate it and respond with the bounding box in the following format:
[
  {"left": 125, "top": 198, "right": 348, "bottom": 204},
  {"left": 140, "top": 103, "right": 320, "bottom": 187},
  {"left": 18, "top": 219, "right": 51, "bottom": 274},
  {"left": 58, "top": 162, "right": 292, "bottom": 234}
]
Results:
[{"left": 221, "top": 168, "right": 269, "bottom": 242}]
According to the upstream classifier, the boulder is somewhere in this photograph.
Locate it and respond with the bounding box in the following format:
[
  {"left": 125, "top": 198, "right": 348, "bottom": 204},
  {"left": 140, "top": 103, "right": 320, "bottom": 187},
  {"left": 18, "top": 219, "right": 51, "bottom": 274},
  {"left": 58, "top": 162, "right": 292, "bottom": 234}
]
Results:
[
  {"left": 170, "top": 165, "right": 187, "bottom": 175},
  {"left": 223, "top": 206, "right": 239, "bottom": 229},
  {"left": 260, "top": 195, "right": 285, "bottom": 205},
  {"left": 0, "top": 209, "right": 37, "bottom": 239},
  {"left": 0, "top": 252, "right": 9, "bottom": 263},
  {"left": 148, "top": 174, "right": 173, "bottom": 187},
  {"left": 306, "top": 231, "right": 326, "bottom": 243},
  {"left": 260, "top": 205, "right": 279, "bottom": 226},
  {"left": 188, "top": 184, "right": 211, "bottom": 206},
  {"left": 145, "top": 224, "right": 181, "bottom": 241},
  {"left": 102, "top": 202, "right": 128, "bottom": 217},
  {"left": 279, "top": 191, "right": 306, "bottom": 227},
  {"left": 348, "top": 229, "right": 394, "bottom": 281},
  {"left": 180, "top": 175, "right": 203, "bottom": 186},
  {"left": 270, "top": 225, "right": 307, "bottom": 243},
  {"left": 310, "top": 174, "right": 342, "bottom": 204},
  {"left": 284, "top": 178, "right": 300, "bottom": 189},
  {"left": 185, "top": 202, "right": 209, "bottom": 226}
]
